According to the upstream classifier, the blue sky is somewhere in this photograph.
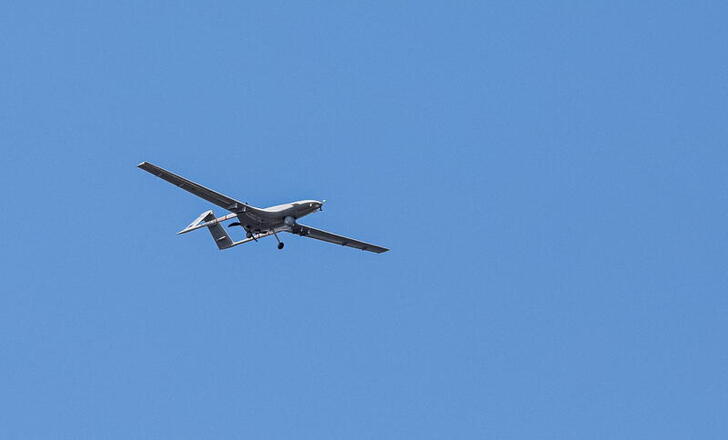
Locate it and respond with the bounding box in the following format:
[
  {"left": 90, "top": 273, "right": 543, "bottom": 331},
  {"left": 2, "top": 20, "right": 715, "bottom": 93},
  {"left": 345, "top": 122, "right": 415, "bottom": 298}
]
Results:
[{"left": 2, "top": 1, "right": 727, "bottom": 438}]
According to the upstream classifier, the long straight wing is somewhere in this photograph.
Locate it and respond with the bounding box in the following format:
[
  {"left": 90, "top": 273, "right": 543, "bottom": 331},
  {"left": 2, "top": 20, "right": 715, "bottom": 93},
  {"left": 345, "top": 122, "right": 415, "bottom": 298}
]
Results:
[
  {"left": 292, "top": 224, "right": 389, "bottom": 253},
  {"left": 138, "top": 162, "right": 256, "bottom": 213}
]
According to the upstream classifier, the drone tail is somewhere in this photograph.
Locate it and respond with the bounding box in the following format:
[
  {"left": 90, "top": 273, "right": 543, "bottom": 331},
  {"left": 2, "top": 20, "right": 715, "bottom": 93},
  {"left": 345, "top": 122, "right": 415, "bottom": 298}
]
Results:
[{"left": 179, "top": 210, "right": 234, "bottom": 250}]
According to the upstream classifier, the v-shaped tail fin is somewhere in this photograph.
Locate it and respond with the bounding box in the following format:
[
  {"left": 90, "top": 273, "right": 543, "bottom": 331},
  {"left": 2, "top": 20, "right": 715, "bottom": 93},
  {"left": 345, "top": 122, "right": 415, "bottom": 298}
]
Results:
[{"left": 179, "top": 210, "right": 234, "bottom": 250}]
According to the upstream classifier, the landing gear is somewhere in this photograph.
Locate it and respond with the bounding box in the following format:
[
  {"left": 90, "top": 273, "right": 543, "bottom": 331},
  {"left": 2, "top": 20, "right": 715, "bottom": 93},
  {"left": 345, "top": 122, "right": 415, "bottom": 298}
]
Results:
[{"left": 272, "top": 230, "right": 285, "bottom": 250}]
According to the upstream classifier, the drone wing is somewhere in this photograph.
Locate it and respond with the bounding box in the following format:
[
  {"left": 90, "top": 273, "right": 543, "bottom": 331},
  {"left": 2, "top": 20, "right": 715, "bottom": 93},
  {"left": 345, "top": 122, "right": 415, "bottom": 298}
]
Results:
[
  {"left": 291, "top": 224, "right": 389, "bottom": 254},
  {"left": 138, "top": 162, "right": 259, "bottom": 213}
]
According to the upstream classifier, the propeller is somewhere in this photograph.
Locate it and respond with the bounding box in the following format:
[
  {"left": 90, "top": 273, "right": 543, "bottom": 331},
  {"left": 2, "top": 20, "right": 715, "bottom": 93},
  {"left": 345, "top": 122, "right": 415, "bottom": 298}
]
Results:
[
  {"left": 228, "top": 222, "right": 242, "bottom": 228},
  {"left": 319, "top": 200, "right": 326, "bottom": 211}
]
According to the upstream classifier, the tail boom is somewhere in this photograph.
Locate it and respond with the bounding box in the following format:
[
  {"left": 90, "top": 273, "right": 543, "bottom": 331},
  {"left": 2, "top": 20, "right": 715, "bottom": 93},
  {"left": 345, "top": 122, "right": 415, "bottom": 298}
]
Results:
[{"left": 178, "top": 212, "right": 238, "bottom": 235}]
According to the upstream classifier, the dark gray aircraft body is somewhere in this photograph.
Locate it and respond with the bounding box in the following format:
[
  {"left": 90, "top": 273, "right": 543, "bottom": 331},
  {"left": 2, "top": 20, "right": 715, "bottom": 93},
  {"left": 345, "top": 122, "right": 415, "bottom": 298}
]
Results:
[{"left": 138, "top": 162, "right": 388, "bottom": 253}]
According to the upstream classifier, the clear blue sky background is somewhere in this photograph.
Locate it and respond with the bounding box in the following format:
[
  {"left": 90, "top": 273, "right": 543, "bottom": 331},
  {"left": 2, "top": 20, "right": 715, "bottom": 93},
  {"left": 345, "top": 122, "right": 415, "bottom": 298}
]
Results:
[{"left": 1, "top": 1, "right": 727, "bottom": 438}]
